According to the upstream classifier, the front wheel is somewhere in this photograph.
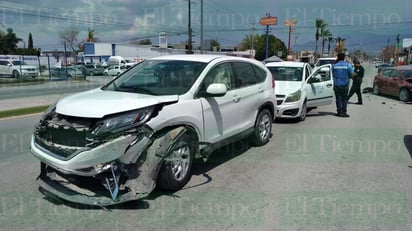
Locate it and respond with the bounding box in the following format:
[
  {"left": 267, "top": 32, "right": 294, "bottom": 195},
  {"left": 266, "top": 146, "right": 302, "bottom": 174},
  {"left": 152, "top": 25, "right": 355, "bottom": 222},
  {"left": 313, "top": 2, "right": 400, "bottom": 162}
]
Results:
[
  {"left": 399, "top": 88, "right": 410, "bottom": 102},
  {"left": 299, "top": 102, "right": 307, "bottom": 121},
  {"left": 156, "top": 132, "right": 195, "bottom": 191},
  {"left": 251, "top": 109, "right": 272, "bottom": 146}
]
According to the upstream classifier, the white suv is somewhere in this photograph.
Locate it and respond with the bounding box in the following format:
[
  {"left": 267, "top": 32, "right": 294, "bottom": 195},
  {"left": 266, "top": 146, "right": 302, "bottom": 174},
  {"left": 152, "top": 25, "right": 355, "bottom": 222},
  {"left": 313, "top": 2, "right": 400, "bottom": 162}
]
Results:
[
  {"left": 0, "top": 60, "right": 38, "bottom": 78},
  {"left": 30, "top": 54, "right": 277, "bottom": 206}
]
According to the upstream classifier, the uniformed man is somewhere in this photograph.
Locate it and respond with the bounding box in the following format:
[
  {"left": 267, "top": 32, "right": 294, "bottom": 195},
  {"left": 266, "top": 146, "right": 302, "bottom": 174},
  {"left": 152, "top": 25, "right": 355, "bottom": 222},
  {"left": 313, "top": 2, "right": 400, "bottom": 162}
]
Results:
[
  {"left": 347, "top": 60, "right": 365, "bottom": 104},
  {"left": 332, "top": 53, "right": 355, "bottom": 117}
]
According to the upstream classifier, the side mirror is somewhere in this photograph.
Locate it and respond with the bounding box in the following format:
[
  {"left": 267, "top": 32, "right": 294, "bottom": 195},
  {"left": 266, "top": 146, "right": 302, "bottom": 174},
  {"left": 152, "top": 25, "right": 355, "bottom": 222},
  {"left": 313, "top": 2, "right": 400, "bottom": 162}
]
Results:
[{"left": 206, "top": 83, "right": 227, "bottom": 97}]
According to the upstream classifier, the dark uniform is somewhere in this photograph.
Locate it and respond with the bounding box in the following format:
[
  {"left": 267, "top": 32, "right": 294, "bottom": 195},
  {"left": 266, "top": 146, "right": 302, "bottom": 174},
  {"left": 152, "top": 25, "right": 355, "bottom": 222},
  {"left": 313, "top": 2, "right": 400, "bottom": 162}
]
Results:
[{"left": 347, "top": 61, "right": 364, "bottom": 104}]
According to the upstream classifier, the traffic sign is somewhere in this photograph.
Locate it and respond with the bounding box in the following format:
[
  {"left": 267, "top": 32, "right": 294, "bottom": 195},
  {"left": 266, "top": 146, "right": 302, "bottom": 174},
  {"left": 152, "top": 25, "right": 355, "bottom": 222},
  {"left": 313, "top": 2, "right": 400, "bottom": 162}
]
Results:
[{"left": 260, "top": 16, "right": 278, "bottom": 26}]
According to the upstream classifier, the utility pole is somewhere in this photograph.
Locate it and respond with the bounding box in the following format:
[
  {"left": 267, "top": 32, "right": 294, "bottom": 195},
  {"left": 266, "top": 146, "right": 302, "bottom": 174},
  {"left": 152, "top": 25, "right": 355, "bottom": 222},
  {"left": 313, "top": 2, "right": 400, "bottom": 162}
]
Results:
[
  {"left": 200, "top": 0, "right": 203, "bottom": 53},
  {"left": 187, "top": 0, "right": 193, "bottom": 54}
]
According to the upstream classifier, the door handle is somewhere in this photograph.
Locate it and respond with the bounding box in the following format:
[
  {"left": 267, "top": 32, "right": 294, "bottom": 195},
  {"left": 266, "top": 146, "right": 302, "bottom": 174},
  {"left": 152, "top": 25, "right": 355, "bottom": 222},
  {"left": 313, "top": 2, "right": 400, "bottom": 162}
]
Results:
[
  {"left": 326, "top": 84, "right": 333, "bottom": 87},
  {"left": 258, "top": 88, "right": 264, "bottom": 93},
  {"left": 232, "top": 95, "right": 241, "bottom": 103}
]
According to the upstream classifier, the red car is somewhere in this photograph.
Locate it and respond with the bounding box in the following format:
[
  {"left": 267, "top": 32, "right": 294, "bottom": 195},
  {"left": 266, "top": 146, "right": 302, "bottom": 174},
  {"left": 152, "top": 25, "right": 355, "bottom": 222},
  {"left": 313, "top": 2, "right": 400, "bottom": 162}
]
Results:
[{"left": 373, "top": 65, "right": 412, "bottom": 102}]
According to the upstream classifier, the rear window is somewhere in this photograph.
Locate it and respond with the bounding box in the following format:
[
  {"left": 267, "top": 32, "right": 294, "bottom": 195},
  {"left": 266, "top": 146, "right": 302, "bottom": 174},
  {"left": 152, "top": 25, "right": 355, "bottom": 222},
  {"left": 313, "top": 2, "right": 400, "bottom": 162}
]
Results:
[{"left": 316, "top": 59, "right": 335, "bottom": 66}]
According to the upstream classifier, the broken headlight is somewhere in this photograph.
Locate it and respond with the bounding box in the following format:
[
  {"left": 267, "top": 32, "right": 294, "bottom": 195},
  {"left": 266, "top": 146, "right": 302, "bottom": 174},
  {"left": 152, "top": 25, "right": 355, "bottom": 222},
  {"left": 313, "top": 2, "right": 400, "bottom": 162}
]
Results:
[{"left": 92, "top": 107, "right": 154, "bottom": 136}]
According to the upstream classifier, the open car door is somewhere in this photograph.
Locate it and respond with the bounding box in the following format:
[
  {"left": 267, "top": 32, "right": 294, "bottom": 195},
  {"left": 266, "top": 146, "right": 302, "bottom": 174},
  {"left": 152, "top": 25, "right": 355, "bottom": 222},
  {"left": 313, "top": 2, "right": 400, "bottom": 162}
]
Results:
[{"left": 305, "top": 64, "right": 334, "bottom": 107}]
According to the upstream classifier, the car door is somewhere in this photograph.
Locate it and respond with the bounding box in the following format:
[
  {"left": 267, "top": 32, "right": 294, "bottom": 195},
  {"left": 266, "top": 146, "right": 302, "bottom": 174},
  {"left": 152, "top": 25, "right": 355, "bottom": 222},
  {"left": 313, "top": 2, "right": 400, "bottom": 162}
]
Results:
[
  {"left": 0, "top": 60, "right": 8, "bottom": 76},
  {"left": 305, "top": 64, "right": 334, "bottom": 107},
  {"left": 379, "top": 69, "right": 392, "bottom": 94},
  {"left": 388, "top": 70, "right": 401, "bottom": 96},
  {"left": 199, "top": 62, "right": 241, "bottom": 143}
]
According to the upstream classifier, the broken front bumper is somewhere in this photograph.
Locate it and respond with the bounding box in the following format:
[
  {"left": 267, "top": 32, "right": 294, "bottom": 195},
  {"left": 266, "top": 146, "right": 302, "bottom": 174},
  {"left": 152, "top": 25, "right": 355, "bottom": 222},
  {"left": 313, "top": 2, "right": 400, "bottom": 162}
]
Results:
[{"left": 31, "top": 125, "right": 188, "bottom": 206}]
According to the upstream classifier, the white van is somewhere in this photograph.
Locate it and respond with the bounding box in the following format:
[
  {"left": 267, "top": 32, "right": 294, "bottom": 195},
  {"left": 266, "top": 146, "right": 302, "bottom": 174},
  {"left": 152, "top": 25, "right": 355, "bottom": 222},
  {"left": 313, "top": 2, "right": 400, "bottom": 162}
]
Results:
[{"left": 108, "top": 56, "right": 127, "bottom": 66}]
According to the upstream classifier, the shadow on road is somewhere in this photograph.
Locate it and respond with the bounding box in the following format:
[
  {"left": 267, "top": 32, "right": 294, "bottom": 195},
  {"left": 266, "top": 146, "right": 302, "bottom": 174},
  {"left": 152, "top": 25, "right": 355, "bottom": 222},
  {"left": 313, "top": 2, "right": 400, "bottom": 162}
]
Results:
[{"left": 404, "top": 135, "right": 412, "bottom": 159}]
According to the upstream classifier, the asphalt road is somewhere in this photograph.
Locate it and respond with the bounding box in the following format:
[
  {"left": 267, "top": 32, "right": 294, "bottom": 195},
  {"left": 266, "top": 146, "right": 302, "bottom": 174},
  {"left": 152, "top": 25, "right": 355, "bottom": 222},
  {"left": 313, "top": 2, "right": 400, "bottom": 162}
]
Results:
[{"left": 0, "top": 64, "right": 412, "bottom": 231}]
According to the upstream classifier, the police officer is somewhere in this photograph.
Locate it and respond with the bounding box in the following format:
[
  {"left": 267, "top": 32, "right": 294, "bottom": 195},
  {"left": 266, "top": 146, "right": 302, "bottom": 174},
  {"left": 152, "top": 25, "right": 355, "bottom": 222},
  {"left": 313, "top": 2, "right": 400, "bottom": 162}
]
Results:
[
  {"left": 332, "top": 53, "right": 355, "bottom": 117},
  {"left": 347, "top": 59, "right": 365, "bottom": 104}
]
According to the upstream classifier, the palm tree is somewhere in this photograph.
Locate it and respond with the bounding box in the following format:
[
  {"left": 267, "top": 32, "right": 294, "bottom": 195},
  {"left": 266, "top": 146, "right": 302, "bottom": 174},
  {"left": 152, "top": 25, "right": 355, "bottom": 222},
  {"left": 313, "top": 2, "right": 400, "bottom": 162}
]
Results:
[
  {"left": 321, "top": 28, "right": 331, "bottom": 56},
  {"left": 85, "top": 28, "right": 101, "bottom": 42},
  {"left": 315, "top": 19, "right": 326, "bottom": 58},
  {"left": 335, "top": 37, "right": 346, "bottom": 53},
  {"left": 327, "top": 36, "right": 335, "bottom": 56}
]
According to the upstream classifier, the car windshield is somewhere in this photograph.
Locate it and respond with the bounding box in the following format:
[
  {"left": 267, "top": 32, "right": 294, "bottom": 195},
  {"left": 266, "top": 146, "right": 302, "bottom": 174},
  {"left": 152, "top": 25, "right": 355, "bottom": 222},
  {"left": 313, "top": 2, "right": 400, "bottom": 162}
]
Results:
[
  {"left": 102, "top": 59, "right": 206, "bottom": 95},
  {"left": 11, "top": 60, "right": 29, "bottom": 65},
  {"left": 317, "top": 59, "right": 336, "bottom": 66},
  {"left": 267, "top": 66, "right": 303, "bottom": 81}
]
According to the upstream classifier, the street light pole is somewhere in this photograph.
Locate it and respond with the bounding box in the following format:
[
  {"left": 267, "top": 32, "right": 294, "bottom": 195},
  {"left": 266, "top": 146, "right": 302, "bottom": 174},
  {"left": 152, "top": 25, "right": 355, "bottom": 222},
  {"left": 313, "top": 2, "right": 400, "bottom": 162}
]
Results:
[{"left": 285, "top": 19, "right": 297, "bottom": 56}]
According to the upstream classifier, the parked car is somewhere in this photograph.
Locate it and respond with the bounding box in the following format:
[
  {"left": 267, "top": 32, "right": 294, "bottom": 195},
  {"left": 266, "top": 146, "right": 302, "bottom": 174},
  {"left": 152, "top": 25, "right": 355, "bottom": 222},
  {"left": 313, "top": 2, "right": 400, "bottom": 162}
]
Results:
[
  {"left": 103, "top": 65, "right": 126, "bottom": 76},
  {"left": 376, "top": 63, "right": 392, "bottom": 72},
  {"left": 373, "top": 65, "right": 412, "bottom": 102},
  {"left": 50, "top": 67, "right": 83, "bottom": 79},
  {"left": 0, "top": 60, "right": 38, "bottom": 78},
  {"left": 314, "top": 57, "right": 336, "bottom": 67},
  {"left": 266, "top": 61, "right": 334, "bottom": 121},
  {"left": 85, "top": 63, "right": 105, "bottom": 76},
  {"left": 30, "top": 54, "right": 277, "bottom": 205}
]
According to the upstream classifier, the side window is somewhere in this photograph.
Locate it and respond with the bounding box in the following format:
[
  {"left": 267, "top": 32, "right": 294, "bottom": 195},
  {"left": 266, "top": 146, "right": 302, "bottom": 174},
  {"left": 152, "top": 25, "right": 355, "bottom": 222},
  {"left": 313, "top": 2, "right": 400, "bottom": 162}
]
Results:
[
  {"left": 232, "top": 62, "right": 257, "bottom": 88},
  {"left": 202, "top": 63, "right": 233, "bottom": 90},
  {"left": 391, "top": 70, "right": 401, "bottom": 79},
  {"left": 0, "top": 61, "right": 7, "bottom": 66},
  {"left": 381, "top": 69, "right": 391, "bottom": 78},
  {"left": 252, "top": 65, "right": 266, "bottom": 83}
]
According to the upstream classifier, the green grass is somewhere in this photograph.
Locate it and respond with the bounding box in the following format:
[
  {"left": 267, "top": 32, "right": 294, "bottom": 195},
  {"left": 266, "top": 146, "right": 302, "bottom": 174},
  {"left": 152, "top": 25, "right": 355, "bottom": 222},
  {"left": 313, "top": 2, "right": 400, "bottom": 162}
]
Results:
[
  {"left": 0, "top": 105, "right": 50, "bottom": 119},
  {"left": 0, "top": 78, "right": 45, "bottom": 86}
]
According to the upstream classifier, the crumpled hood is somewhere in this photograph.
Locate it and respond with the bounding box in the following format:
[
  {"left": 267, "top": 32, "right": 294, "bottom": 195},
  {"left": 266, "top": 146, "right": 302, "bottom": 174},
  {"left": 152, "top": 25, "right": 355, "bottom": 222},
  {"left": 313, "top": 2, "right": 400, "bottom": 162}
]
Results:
[
  {"left": 275, "top": 81, "right": 303, "bottom": 95},
  {"left": 56, "top": 88, "right": 178, "bottom": 118}
]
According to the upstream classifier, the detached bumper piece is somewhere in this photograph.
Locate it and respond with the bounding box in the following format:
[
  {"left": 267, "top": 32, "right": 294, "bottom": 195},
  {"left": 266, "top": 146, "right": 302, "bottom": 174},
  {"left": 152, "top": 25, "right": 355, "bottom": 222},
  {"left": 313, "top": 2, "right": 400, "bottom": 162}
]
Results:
[{"left": 37, "top": 163, "right": 149, "bottom": 207}]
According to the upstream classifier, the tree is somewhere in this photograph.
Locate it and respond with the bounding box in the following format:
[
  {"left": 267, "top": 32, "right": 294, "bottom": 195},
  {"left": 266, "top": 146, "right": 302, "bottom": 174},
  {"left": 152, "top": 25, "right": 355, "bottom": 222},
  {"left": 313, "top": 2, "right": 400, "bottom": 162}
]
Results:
[
  {"left": 321, "top": 28, "right": 331, "bottom": 56},
  {"left": 210, "top": 39, "right": 220, "bottom": 51},
  {"left": 28, "top": 33, "right": 33, "bottom": 49},
  {"left": 85, "top": 28, "right": 101, "bottom": 43},
  {"left": 239, "top": 34, "right": 257, "bottom": 50},
  {"left": 315, "top": 19, "right": 326, "bottom": 58},
  {"left": 59, "top": 26, "right": 80, "bottom": 55},
  {"left": 0, "top": 28, "right": 20, "bottom": 54},
  {"left": 138, "top": 39, "right": 152, "bottom": 45},
  {"left": 327, "top": 36, "right": 335, "bottom": 56},
  {"left": 335, "top": 37, "right": 346, "bottom": 53},
  {"left": 245, "top": 34, "right": 286, "bottom": 61}
]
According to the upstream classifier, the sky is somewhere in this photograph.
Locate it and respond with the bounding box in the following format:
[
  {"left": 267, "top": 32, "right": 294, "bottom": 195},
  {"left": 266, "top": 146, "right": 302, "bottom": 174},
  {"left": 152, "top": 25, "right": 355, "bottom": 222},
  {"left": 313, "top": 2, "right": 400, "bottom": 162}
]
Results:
[{"left": 0, "top": 0, "right": 411, "bottom": 56}]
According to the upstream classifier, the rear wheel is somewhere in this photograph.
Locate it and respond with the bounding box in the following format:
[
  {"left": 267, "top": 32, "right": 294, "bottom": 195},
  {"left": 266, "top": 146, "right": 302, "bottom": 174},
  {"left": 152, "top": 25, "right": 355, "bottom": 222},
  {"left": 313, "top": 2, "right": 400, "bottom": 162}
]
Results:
[
  {"left": 373, "top": 83, "right": 380, "bottom": 95},
  {"left": 12, "top": 70, "right": 20, "bottom": 78},
  {"left": 157, "top": 132, "right": 195, "bottom": 191},
  {"left": 399, "top": 88, "right": 410, "bottom": 102},
  {"left": 251, "top": 109, "right": 272, "bottom": 146}
]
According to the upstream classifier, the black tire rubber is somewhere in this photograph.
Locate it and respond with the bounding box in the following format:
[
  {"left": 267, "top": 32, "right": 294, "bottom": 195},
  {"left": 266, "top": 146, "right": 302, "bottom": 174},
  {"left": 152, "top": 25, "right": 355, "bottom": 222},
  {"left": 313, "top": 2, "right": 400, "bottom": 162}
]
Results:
[
  {"left": 299, "top": 102, "right": 307, "bottom": 121},
  {"left": 156, "top": 132, "right": 195, "bottom": 191},
  {"left": 251, "top": 109, "right": 272, "bottom": 146},
  {"left": 373, "top": 84, "right": 379, "bottom": 95},
  {"left": 12, "top": 70, "right": 20, "bottom": 78},
  {"left": 399, "top": 88, "right": 410, "bottom": 102}
]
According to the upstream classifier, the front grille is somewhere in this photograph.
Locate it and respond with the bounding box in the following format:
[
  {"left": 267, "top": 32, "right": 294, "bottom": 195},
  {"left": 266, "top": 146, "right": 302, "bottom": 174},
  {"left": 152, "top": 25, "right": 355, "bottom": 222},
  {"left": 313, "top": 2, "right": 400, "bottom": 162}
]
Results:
[{"left": 34, "top": 113, "right": 97, "bottom": 159}]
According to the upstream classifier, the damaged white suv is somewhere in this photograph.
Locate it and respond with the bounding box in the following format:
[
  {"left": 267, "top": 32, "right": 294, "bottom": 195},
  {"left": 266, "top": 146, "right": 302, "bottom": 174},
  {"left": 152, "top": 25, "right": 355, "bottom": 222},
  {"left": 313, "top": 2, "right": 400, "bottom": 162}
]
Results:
[{"left": 30, "top": 55, "right": 277, "bottom": 206}]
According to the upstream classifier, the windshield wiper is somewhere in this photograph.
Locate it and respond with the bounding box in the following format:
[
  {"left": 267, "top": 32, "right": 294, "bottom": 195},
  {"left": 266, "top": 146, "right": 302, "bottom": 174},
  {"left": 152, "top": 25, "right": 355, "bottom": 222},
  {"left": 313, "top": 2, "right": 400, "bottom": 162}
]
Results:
[{"left": 117, "top": 85, "right": 154, "bottom": 95}]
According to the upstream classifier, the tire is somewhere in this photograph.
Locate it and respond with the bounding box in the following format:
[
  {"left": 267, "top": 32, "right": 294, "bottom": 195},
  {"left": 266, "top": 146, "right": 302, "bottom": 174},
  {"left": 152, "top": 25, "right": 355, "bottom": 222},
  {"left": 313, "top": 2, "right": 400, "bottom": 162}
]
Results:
[
  {"left": 156, "top": 132, "right": 195, "bottom": 191},
  {"left": 399, "top": 88, "right": 410, "bottom": 102},
  {"left": 12, "top": 70, "right": 20, "bottom": 78},
  {"left": 251, "top": 109, "right": 272, "bottom": 146},
  {"left": 299, "top": 102, "right": 307, "bottom": 121},
  {"left": 373, "top": 83, "right": 380, "bottom": 95}
]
